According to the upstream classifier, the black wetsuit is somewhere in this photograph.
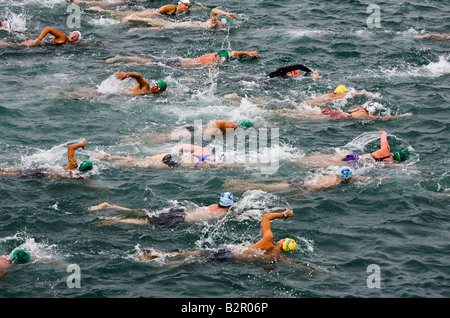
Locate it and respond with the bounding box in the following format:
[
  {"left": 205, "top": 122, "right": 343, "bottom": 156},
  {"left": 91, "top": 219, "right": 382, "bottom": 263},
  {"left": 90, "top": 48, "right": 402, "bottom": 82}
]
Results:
[
  {"left": 266, "top": 64, "right": 313, "bottom": 78},
  {"left": 147, "top": 208, "right": 186, "bottom": 227}
]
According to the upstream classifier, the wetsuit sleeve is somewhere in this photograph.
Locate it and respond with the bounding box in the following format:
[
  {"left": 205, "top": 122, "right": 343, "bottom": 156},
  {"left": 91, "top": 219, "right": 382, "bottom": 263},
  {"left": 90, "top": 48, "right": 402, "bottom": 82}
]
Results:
[{"left": 266, "top": 64, "right": 312, "bottom": 78}]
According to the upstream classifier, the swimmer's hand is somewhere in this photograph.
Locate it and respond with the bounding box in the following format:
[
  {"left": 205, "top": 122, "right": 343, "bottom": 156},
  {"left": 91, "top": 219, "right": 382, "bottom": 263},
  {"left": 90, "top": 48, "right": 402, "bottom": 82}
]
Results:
[
  {"left": 311, "top": 70, "right": 321, "bottom": 79},
  {"left": 282, "top": 210, "right": 293, "bottom": 218},
  {"left": 115, "top": 72, "right": 128, "bottom": 80},
  {"left": 80, "top": 139, "right": 87, "bottom": 149},
  {"left": 378, "top": 130, "right": 387, "bottom": 137},
  {"left": 247, "top": 51, "right": 259, "bottom": 58}
]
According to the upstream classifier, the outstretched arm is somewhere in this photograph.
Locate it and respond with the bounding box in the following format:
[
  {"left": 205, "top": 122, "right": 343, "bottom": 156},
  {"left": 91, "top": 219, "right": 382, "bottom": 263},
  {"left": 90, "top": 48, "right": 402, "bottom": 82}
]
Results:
[
  {"left": 260, "top": 211, "right": 293, "bottom": 244},
  {"left": 116, "top": 72, "right": 150, "bottom": 90},
  {"left": 371, "top": 130, "right": 391, "bottom": 159},
  {"left": 266, "top": 64, "right": 316, "bottom": 78},
  {"left": 155, "top": 4, "right": 177, "bottom": 15},
  {"left": 210, "top": 7, "right": 237, "bottom": 20},
  {"left": 230, "top": 51, "right": 259, "bottom": 58},
  {"left": 64, "top": 139, "right": 87, "bottom": 170}
]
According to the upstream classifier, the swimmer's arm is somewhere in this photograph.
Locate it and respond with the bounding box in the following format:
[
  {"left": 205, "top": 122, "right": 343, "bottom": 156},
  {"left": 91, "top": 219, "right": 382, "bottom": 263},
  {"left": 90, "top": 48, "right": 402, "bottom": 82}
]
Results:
[
  {"left": 260, "top": 211, "right": 293, "bottom": 240},
  {"left": 64, "top": 139, "right": 87, "bottom": 170},
  {"left": 116, "top": 72, "right": 150, "bottom": 89},
  {"left": 230, "top": 51, "right": 259, "bottom": 58},
  {"left": 266, "top": 64, "right": 313, "bottom": 78},
  {"left": 380, "top": 113, "right": 413, "bottom": 119},
  {"left": 210, "top": 7, "right": 237, "bottom": 20},
  {"left": 34, "top": 27, "right": 66, "bottom": 45},
  {"left": 155, "top": 5, "right": 176, "bottom": 15}
]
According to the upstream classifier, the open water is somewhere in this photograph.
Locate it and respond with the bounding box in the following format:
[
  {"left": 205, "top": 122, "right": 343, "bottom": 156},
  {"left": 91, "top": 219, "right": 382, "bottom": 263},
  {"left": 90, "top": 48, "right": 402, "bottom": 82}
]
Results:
[{"left": 0, "top": 0, "right": 449, "bottom": 299}]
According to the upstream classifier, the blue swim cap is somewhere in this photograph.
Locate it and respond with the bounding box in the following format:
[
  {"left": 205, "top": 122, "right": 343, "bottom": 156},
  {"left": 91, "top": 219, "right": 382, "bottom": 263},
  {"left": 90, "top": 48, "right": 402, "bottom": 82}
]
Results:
[
  {"left": 337, "top": 166, "right": 353, "bottom": 179},
  {"left": 219, "top": 192, "right": 234, "bottom": 207}
]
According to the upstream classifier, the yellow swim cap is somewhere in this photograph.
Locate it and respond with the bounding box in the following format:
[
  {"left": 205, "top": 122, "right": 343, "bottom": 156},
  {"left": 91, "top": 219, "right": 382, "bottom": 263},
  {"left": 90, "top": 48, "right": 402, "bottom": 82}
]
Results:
[
  {"left": 334, "top": 85, "right": 347, "bottom": 94},
  {"left": 282, "top": 238, "right": 297, "bottom": 252}
]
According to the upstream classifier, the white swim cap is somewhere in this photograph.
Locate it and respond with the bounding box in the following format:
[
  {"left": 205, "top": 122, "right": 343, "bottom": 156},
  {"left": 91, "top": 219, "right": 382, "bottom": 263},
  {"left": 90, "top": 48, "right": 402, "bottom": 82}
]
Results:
[
  {"left": 71, "top": 31, "right": 82, "bottom": 40},
  {"left": 364, "top": 102, "right": 382, "bottom": 115}
]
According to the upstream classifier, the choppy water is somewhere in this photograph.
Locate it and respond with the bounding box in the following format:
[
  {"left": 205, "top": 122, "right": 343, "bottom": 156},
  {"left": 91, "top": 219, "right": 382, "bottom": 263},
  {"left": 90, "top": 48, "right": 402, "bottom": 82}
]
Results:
[{"left": 0, "top": 0, "right": 449, "bottom": 299}]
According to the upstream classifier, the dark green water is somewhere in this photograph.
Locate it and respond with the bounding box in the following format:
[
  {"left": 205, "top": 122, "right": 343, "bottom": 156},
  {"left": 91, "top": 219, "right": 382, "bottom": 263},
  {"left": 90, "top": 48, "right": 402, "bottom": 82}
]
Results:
[{"left": 0, "top": 0, "right": 449, "bottom": 298}]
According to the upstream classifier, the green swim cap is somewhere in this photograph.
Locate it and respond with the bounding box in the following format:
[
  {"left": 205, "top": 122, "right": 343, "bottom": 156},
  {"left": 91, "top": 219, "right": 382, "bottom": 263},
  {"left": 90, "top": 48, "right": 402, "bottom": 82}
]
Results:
[
  {"left": 11, "top": 249, "right": 30, "bottom": 264},
  {"left": 156, "top": 80, "right": 167, "bottom": 92},
  {"left": 393, "top": 151, "right": 409, "bottom": 162},
  {"left": 79, "top": 160, "right": 93, "bottom": 172},
  {"left": 239, "top": 120, "right": 254, "bottom": 129},
  {"left": 220, "top": 17, "right": 233, "bottom": 24},
  {"left": 217, "top": 49, "right": 230, "bottom": 60}
]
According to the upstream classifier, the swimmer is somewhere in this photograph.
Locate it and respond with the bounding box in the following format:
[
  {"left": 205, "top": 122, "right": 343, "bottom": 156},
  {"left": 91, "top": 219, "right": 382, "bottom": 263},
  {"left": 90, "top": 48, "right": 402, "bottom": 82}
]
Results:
[
  {"left": 224, "top": 166, "right": 380, "bottom": 193},
  {"left": 0, "top": 20, "right": 9, "bottom": 29},
  {"left": 139, "top": 210, "right": 324, "bottom": 273},
  {"left": 53, "top": 72, "right": 166, "bottom": 98},
  {"left": 414, "top": 32, "right": 450, "bottom": 40},
  {"left": 122, "top": 6, "right": 237, "bottom": 30},
  {"left": 0, "top": 139, "right": 93, "bottom": 179},
  {"left": 137, "top": 120, "right": 255, "bottom": 145},
  {"left": 86, "top": 0, "right": 201, "bottom": 18},
  {"left": 266, "top": 64, "right": 320, "bottom": 79},
  {"left": 97, "top": 143, "right": 216, "bottom": 169},
  {"left": 114, "top": 72, "right": 167, "bottom": 95},
  {"left": 300, "top": 130, "right": 410, "bottom": 168},
  {"left": 0, "top": 27, "right": 81, "bottom": 47},
  {"left": 70, "top": 0, "right": 143, "bottom": 7},
  {"left": 88, "top": 192, "right": 236, "bottom": 226},
  {"left": 0, "top": 249, "right": 30, "bottom": 279},
  {"left": 275, "top": 102, "right": 412, "bottom": 120},
  {"left": 105, "top": 48, "right": 259, "bottom": 68},
  {"left": 301, "top": 85, "right": 377, "bottom": 107}
]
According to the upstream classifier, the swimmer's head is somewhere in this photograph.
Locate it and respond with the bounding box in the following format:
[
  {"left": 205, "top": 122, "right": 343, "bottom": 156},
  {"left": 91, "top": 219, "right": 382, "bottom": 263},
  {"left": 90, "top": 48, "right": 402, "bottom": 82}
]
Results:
[
  {"left": 1, "top": 21, "right": 9, "bottom": 29},
  {"left": 364, "top": 102, "right": 382, "bottom": 115},
  {"left": 220, "top": 16, "right": 233, "bottom": 25},
  {"left": 393, "top": 151, "right": 409, "bottom": 162},
  {"left": 337, "top": 166, "right": 353, "bottom": 179},
  {"left": 238, "top": 120, "right": 254, "bottom": 129},
  {"left": 151, "top": 80, "right": 167, "bottom": 93},
  {"left": 178, "top": 0, "right": 190, "bottom": 6},
  {"left": 217, "top": 49, "right": 230, "bottom": 61},
  {"left": 78, "top": 160, "right": 93, "bottom": 172},
  {"left": 280, "top": 238, "right": 297, "bottom": 252},
  {"left": 11, "top": 249, "right": 30, "bottom": 264},
  {"left": 334, "top": 85, "right": 347, "bottom": 94},
  {"left": 68, "top": 31, "right": 81, "bottom": 43},
  {"left": 219, "top": 192, "right": 234, "bottom": 207}
]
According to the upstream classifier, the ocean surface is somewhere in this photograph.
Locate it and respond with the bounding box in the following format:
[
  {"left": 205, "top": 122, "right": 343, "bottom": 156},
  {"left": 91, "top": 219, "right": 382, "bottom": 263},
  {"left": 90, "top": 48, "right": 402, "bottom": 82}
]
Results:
[{"left": 0, "top": 0, "right": 449, "bottom": 299}]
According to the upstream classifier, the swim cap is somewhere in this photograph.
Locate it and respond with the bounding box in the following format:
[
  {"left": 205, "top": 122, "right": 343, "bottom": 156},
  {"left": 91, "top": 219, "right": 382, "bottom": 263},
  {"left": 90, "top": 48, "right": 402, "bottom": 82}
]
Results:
[
  {"left": 393, "top": 151, "right": 409, "bottom": 162},
  {"left": 220, "top": 17, "right": 233, "bottom": 24},
  {"left": 364, "top": 102, "right": 381, "bottom": 115},
  {"left": 78, "top": 160, "right": 93, "bottom": 172},
  {"left": 219, "top": 192, "right": 234, "bottom": 207},
  {"left": 238, "top": 120, "right": 254, "bottom": 129},
  {"left": 217, "top": 49, "right": 230, "bottom": 60},
  {"left": 179, "top": 0, "right": 190, "bottom": 4},
  {"left": 334, "top": 85, "right": 347, "bottom": 94},
  {"left": 11, "top": 249, "right": 30, "bottom": 264},
  {"left": 156, "top": 80, "right": 167, "bottom": 92},
  {"left": 337, "top": 166, "right": 353, "bottom": 179},
  {"left": 71, "top": 31, "right": 81, "bottom": 40},
  {"left": 282, "top": 238, "right": 297, "bottom": 252}
]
